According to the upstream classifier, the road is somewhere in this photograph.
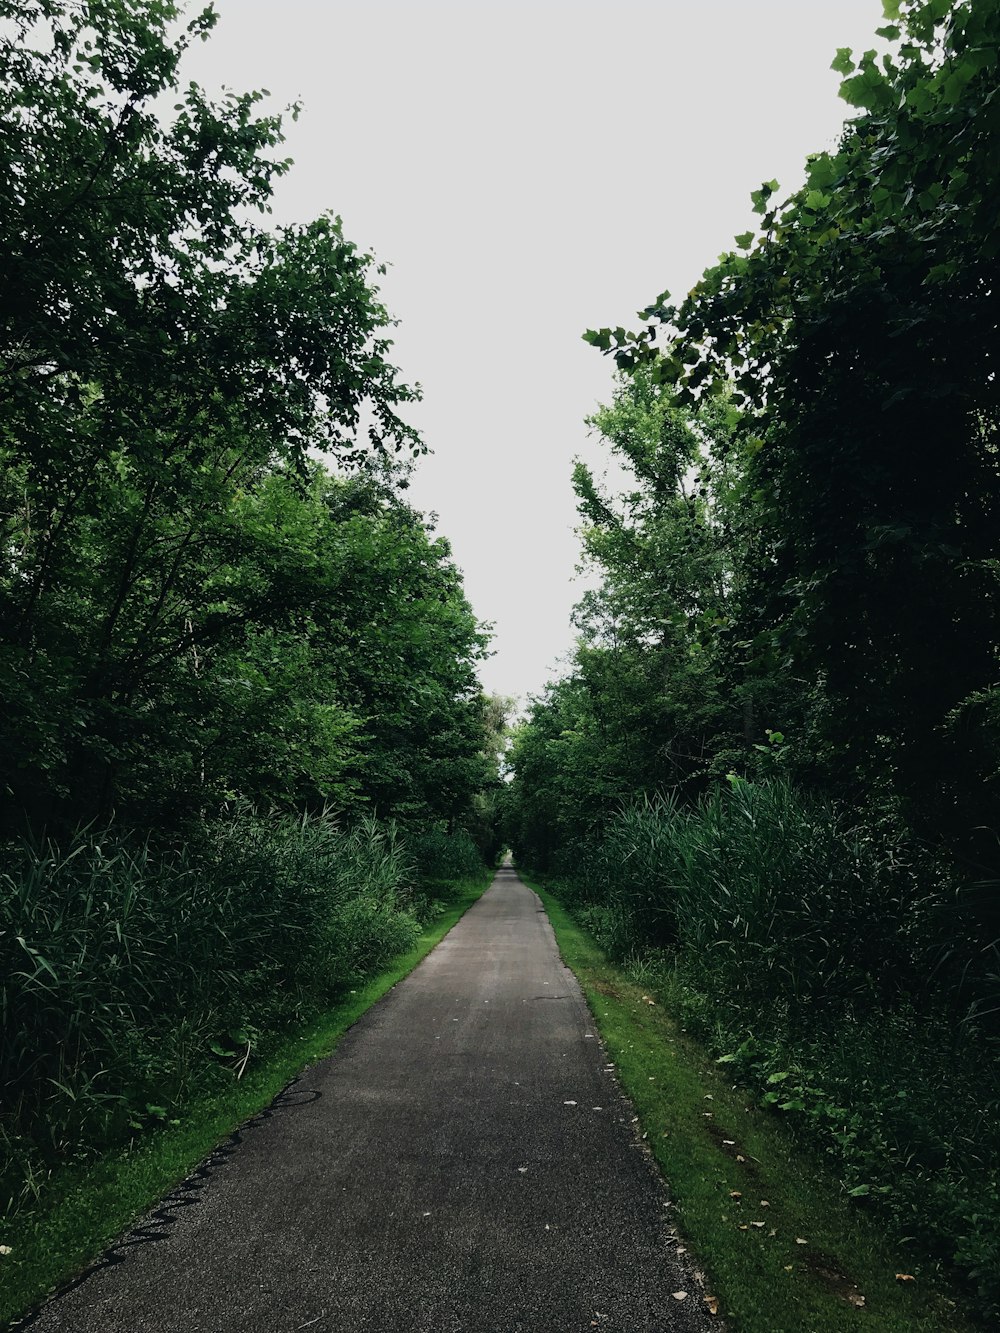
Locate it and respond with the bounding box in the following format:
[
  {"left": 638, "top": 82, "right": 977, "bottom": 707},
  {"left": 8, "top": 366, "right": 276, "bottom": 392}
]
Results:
[{"left": 28, "top": 866, "right": 715, "bottom": 1332}]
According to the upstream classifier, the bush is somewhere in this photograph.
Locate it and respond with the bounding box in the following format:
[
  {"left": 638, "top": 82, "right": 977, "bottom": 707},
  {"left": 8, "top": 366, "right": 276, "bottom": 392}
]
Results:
[
  {"left": 568, "top": 779, "right": 937, "bottom": 1014},
  {"left": 408, "top": 827, "right": 485, "bottom": 883},
  {"left": 530, "top": 777, "right": 1000, "bottom": 1317},
  {"left": 0, "top": 811, "right": 422, "bottom": 1210}
]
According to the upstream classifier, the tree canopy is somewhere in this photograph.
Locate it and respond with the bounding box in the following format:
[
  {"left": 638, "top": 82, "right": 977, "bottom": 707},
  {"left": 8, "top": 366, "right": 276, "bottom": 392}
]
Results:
[
  {"left": 578, "top": 0, "right": 1000, "bottom": 861},
  {"left": 0, "top": 0, "right": 498, "bottom": 839}
]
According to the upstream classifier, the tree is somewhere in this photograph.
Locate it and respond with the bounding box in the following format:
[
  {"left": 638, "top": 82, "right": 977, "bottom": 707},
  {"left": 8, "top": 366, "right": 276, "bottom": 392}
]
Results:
[
  {"left": 585, "top": 0, "right": 1000, "bottom": 859},
  {"left": 0, "top": 1, "right": 427, "bottom": 831}
]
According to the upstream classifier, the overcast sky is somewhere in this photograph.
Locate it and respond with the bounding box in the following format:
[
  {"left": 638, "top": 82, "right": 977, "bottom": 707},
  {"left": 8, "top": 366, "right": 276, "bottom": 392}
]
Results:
[{"left": 183, "top": 1, "right": 884, "bottom": 705}]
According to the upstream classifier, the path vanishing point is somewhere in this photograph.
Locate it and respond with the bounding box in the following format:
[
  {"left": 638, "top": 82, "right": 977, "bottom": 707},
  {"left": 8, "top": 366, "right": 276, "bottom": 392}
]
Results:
[{"left": 28, "top": 867, "right": 715, "bottom": 1332}]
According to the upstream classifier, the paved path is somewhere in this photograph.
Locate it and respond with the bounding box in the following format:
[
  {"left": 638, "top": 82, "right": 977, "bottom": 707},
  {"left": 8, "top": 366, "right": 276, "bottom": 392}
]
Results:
[{"left": 29, "top": 868, "right": 714, "bottom": 1332}]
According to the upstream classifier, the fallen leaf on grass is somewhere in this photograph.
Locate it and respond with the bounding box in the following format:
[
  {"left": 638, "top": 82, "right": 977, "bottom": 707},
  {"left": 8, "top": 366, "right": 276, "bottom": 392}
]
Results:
[
  {"left": 751, "top": 1221, "right": 766, "bottom": 1229},
  {"left": 704, "top": 1295, "right": 720, "bottom": 1316},
  {"left": 729, "top": 1190, "right": 742, "bottom": 1200},
  {"left": 895, "top": 1273, "right": 915, "bottom": 1283},
  {"left": 847, "top": 1294, "right": 866, "bottom": 1308},
  {"left": 0, "top": 1246, "right": 12, "bottom": 1257},
  {"left": 736, "top": 1154, "right": 746, "bottom": 1162},
  {"left": 795, "top": 1237, "right": 808, "bottom": 1245},
  {"left": 671, "top": 1291, "right": 688, "bottom": 1301}
]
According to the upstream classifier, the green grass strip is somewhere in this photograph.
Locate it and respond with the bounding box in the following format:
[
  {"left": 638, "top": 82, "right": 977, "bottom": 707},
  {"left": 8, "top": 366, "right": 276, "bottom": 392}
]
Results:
[
  {"left": 525, "top": 876, "right": 975, "bottom": 1333},
  {"left": 0, "top": 870, "right": 492, "bottom": 1330}
]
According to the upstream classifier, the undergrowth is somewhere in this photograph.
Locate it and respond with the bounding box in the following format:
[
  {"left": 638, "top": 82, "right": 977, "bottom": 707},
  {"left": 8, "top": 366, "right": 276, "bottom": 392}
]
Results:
[
  {"left": 526, "top": 778, "right": 1000, "bottom": 1321},
  {"left": 0, "top": 869, "right": 491, "bottom": 1329},
  {"left": 0, "top": 812, "right": 481, "bottom": 1220},
  {"left": 529, "top": 877, "right": 975, "bottom": 1333}
]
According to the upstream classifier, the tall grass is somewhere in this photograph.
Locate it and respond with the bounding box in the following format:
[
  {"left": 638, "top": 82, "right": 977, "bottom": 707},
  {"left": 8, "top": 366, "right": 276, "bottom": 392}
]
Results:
[
  {"left": 1, "top": 812, "right": 475, "bottom": 1212},
  {"left": 410, "top": 826, "right": 488, "bottom": 883},
  {"left": 533, "top": 778, "right": 1000, "bottom": 1315},
  {"left": 574, "top": 779, "right": 932, "bottom": 1012}
]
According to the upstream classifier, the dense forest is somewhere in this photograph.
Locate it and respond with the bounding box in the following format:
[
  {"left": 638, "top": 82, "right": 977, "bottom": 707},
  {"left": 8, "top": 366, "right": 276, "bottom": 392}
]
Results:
[
  {"left": 504, "top": 0, "right": 1000, "bottom": 1316},
  {"left": 0, "top": 0, "right": 502, "bottom": 1223}
]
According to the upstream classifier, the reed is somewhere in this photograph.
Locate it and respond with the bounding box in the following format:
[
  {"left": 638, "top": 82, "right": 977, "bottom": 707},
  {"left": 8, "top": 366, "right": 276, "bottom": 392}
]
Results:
[{"left": 1, "top": 811, "right": 476, "bottom": 1212}]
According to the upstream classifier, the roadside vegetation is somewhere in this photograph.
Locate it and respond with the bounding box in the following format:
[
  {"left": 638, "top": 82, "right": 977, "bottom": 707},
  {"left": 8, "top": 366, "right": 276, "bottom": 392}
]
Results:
[
  {"left": 1, "top": 817, "right": 490, "bottom": 1217},
  {"left": 0, "top": 1, "right": 503, "bottom": 1319},
  {"left": 0, "top": 865, "right": 491, "bottom": 1329},
  {"left": 505, "top": 0, "right": 1000, "bottom": 1322},
  {"left": 529, "top": 879, "right": 974, "bottom": 1333}
]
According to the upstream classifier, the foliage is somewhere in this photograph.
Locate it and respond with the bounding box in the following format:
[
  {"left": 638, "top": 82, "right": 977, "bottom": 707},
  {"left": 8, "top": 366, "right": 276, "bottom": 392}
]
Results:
[
  {"left": 529, "top": 779, "right": 946, "bottom": 1012},
  {"left": 0, "top": 0, "right": 499, "bottom": 839},
  {"left": 502, "top": 372, "right": 808, "bottom": 871},
  {"left": 545, "top": 779, "right": 947, "bottom": 1013},
  {"left": 680, "top": 999, "right": 1000, "bottom": 1319},
  {"left": 0, "top": 0, "right": 504, "bottom": 1247},
  {"left": 409, "top": 827, "right": 485, "bottom": 883},
  {"left": 0, "top": 813, "right": 489, "bottom": 1214},
  {"left": 508, "top": 1, "right": 1000, "bottom": 1309},
  {"left": 531, "top": 878, "right": 977, "bottom": 1333},
  {"left": 584, "top": 0, "right": 1000, "bottom": 864},
  {"left": 522, "top": 784, "right": 1000, "bottom": 1317},
  {"left": 0, "top": 875, "right": 490, "bottom": 1332}
]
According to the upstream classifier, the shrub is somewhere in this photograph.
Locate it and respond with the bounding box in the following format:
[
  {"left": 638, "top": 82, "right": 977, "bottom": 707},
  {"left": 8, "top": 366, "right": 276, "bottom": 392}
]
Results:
[
  {"left": 408, "top": 827, "right": 485, "bottom": 883},
  {"left": 532, "top": 777, "right": 1000, "bottom": 1316},
  {"left": 0, "top": 811, "right": 423, "bottom": 1210}
]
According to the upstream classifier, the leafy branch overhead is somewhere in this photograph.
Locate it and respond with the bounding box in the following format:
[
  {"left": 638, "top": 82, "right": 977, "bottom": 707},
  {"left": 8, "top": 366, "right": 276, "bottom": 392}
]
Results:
[{"left": 586, "top": 0, "right": 997, "bottom": 402}]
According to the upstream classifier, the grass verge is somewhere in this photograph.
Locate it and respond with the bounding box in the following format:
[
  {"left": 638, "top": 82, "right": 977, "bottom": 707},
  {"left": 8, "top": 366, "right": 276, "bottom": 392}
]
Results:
[
  {"left": 523, "top": 874, "right": 977, "bottom": 1333},
  {"left": 0, "top": 869, "right": 492, "bottom": 1331}
]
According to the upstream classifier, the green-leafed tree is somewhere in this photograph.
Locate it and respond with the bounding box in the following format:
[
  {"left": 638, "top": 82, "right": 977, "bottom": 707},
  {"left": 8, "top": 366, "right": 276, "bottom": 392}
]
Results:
[
  {"left": 586, "top": 0, "right": 1000, "bottom": 868},
  {"left": 0, "top": 2, "right": 417, "bottom": 830}
]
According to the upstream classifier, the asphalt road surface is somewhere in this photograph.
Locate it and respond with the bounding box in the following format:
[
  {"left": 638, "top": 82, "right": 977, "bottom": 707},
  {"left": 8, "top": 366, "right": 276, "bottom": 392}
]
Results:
[{"left": 28, "top": 866, "right": 716, "bottom": 1332}]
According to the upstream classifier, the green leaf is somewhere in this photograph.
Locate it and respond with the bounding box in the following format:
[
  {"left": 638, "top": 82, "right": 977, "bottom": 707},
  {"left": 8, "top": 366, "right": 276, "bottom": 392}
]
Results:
[
  {"left": 942, "top": 65, "right": 974, "bottom": 104},
  {"left": 831, "top": 47, "right": 855, "bottom": 75},
  {"left": 583, "top": 328, "right": 613, "bottom": 351},
  {"left": 734, "top": 231, "right": 754, "bottom": 249},
  {"left": 881, "top": 0, "right": 901, "bottom": 17}
]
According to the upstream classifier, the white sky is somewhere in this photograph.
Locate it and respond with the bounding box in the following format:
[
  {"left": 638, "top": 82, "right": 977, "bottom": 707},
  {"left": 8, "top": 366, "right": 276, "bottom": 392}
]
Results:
[{"left": 183, "top": 1, "right": 884, "bottom": 706}]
